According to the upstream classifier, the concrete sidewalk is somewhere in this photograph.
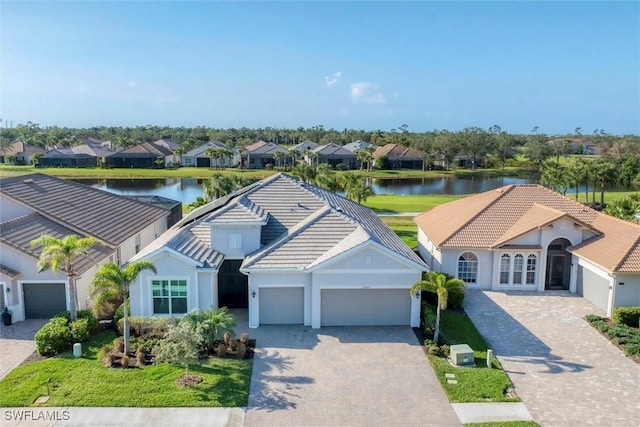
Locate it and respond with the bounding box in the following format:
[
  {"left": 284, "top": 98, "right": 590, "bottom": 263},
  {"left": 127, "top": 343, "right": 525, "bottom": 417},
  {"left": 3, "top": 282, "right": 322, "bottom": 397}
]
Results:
[
  {"left": 0, "top": 407, "right": 245, "bottom": 427},
  {"left": 452, "top": 402, "right": 534, "bottom": 424}
]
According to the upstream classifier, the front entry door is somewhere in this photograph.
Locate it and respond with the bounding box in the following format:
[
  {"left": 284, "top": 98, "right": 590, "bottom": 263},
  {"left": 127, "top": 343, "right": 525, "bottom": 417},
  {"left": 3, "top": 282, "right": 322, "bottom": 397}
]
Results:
[
  {"left": 546, "top": 254, "right": 569, "bottom": 290},
  {"left": 218, "top": 260, "right": 248, "bottom": 308}
]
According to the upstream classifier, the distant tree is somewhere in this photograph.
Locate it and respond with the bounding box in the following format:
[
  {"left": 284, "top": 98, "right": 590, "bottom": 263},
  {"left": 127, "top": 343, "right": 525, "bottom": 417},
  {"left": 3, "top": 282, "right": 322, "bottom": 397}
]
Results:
[
  {"left": 604, "top": 195, "right": 640, "bottom": 222},
  {"left": 591, "top": 158, "right": 615, "bottom": 206},
  {"left": 489, "top": 125, "right": 516, "bottom": 171},
  {"left": 30, "top": 235, "right": 100, "bottom": 321},
  {"left": 540, "top": 159, "right": 569, "bottom": 195},
  {"left": 202, "top": 173, "right": 247, "bottom": 200},
  {"left": 291, "top": 163, "right": 317, "bottom": 183},
  {"left": 525, "top": 128, "right": 552, "bottom": 169},
  {"left": 433, "top": 130, "right": 459, "bottom": 171},
  {"left": 341, "top": 172, "right": 374, "bottom": 203},
  {"left": 459, "top": 126, "right": 493, "bottom": 171},
  {"left": 273, "top": 151, "right": 285, "bottom": 168}
]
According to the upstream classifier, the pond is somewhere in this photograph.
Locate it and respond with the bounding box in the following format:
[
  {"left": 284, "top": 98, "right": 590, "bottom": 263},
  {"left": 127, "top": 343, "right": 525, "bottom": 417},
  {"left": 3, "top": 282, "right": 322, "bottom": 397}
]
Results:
[{"left": 73, "top": 176, "right": 540, "bottom": 204}]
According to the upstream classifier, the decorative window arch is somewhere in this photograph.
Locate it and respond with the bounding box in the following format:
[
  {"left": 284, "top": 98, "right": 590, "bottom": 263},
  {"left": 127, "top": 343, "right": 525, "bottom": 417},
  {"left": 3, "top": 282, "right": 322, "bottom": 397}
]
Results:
[
  {"left": 526, "top": 254, "right": 537, "bottom": 285},
  {"left": 513, "top": 254, "right": 524, "bottom": 285},
  {"left": 500, "top": 254, "right": 510, "bottom": 284},
  {"left": 458, "top": 252, "right": 478, "bottom": 284}
]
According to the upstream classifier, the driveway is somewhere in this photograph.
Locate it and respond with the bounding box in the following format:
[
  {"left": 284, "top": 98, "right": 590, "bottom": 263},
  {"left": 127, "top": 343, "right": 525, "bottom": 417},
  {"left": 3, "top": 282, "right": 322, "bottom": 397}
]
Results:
[
  {"left": 464, "top": 290, "right": 640, "bottom": 426},
  {"left": 242, "top": 325, "right": 461, "bottom": 427},
  {"left": 0, "top": 319, "right": 46, "bottom": 381}
]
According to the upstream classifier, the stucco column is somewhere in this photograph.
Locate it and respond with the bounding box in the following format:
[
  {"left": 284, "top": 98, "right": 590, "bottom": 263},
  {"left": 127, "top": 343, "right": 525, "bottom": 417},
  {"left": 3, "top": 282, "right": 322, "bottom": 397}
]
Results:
[
  {"left": 311, "top": 278, "right": 321, "bottom": 329},
  {"left": 248, "top": 277, "right": 259, "bottom": 328},
  {"left": 410, "top": 293, "right": 420, "bottom": 327},
  {"left": 606, "top": 275, "right": 616, "bottom": 318},
  {"left": 569, "top": 256, "right": 578, "bottom": 293}
]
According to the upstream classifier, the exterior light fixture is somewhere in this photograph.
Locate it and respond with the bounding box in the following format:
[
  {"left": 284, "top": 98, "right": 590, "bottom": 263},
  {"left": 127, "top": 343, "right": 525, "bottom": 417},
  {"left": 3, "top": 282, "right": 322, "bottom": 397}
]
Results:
[{"left": 251, "top": 290, "right": 256, "bottom": 298}]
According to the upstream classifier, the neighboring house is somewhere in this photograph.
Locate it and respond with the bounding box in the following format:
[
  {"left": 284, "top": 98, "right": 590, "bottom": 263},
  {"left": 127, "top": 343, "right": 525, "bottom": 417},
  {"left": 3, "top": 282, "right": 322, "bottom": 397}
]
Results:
[
  {"left": 39, "top": 144, "right": 115, "bottom": 168},
  {"left": 129, "top": 173, "right": 426, "bottom": 328},
  {"left": 309, "top": 143, "right": 357, "bottom": 168},
  {"left": 290, "top": 140, "right": 319, "bottom": 153},
  {"left": 0, "top": 141, "right": 45, "bottom": 165},
  {"left": 244, "top": 141, "right": 289, "bottom": 169},
  {"left": 415, "top": 184, "right": 640, "bottom": 316},
  {"left": 106, "top": 139, "right": 179, "bottom": 168},
  {"left": 343, "top": 140, "right": 373, "bottom": 153},
  {"left": 181, "top": 141, "right": 239, "bottom": 168},
  {"left": 373, "top": 144, "right": 424, "bottom": 169},
  {"left": 0, "top": 174, "right": 171, "bottom": 322}
]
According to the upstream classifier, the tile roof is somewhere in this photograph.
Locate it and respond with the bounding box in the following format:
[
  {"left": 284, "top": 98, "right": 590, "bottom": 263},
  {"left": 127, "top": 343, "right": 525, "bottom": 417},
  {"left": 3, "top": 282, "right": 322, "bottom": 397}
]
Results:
[
  {"left": 343, "top": 140, "right": 373, "bottom": 152},
  {"left": 291, "top": 140, "right": 318, "bottom": 152},
  {"left": 0, "top": 174, "right": 169, "bottom": 246},
  {"left": 373, "top": 143, "right": 423, "bottom": 159},
  {"left": 415, "top": 184, "right": 640, "bottom": 273},
  {"left": 44, "top": 144, "right": 114, "bottom": 158},
  {"left": 0, "top": 213, "right": 115, "bottom": 274},
  {"left": 118, "top": 140, "right": 176, "bottom": 156},
  {"left": 184, "top": 141, "right": 230, "bottom": 157},
  {"left": 0, "top": 141, "right": 45, "bottom": 156},
  {"left": 312, "top": 143, "right": 356, "bottom": 157},
  {"left": 245, "top": 141, "right": 289, "bottom": 155},
  {"left": 0, "top": 263, "right": 21, "bottom": 278},
  {"left": 144, "top": 173, "right": 426, "bottom": 272}
]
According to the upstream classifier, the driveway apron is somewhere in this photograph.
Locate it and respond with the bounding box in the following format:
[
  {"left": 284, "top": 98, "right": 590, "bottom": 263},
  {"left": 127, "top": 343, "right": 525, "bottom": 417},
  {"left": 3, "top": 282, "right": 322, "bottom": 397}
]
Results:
[
  {"left": 464, "top": 290, "right": 640, "bottom": 427},
  {"left": 0, "top": 320, "right": 46, "bottom": 381},
  {"left": 244, "top": 325, "right": 460, "bottom": 427}
]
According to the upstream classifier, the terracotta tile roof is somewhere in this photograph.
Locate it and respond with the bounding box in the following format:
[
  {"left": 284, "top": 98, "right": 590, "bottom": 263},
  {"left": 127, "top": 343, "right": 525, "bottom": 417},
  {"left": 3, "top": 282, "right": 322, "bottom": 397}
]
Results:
[
  {"left": 415, "top": 184, "right": 640, "bottom": 273},
  {"left": 0, "top": 141, "right": 45, "bottom": 156}
]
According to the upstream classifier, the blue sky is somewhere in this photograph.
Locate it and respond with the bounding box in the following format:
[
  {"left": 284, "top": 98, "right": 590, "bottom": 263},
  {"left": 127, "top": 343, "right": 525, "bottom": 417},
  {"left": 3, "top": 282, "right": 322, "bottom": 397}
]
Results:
[{"left": 2, "top": 1, "right": 639, "bottom": 134}]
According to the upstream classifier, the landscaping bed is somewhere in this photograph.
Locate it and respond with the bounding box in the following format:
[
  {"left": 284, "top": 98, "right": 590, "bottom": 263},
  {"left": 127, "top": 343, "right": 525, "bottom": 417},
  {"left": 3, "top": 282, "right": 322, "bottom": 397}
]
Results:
[
  {"left": 585, "top": 313, "right": 640, "bottom": 363},
  {"left": 0, "top": 331, "right": 253, "bottom": 407}
]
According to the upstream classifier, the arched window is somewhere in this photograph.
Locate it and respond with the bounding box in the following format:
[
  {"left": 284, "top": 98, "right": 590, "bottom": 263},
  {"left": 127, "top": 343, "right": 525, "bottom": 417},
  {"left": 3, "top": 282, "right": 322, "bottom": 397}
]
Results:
[
  {"left": 526, "top": 254, "right": 537, "bottom": 285},
  {"left": 500, "top": 254, "right": 510, "bottom": 284},
  {"left": 458, "top": 252, "right": 478, "bottom": 284},
  {"left": 513, "top": 254, "right": 524, "bottom": 285}
]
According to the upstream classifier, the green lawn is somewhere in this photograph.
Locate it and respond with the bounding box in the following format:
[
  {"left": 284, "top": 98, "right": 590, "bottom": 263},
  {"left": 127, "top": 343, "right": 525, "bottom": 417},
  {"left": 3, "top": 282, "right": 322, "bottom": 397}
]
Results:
[
  {"left": 364, "top": 194, "right": 463, "bottom": 213},
  {"left": 0, "top": 332, "right": 252, "bottom": 407},
  {"left": 381, "top": 216, "right": 418, "bottom": 249},
  {"left": 466, "top": 422, "right": 539, "bottom": 427},
  {"left": 427, "top": 309, "right": 518, "bottom": 403}
]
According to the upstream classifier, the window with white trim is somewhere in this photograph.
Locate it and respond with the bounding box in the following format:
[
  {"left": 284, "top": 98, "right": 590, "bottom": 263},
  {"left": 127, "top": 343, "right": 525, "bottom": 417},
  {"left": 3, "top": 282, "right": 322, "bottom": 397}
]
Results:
[
  {"left": 526, "top": 255, "right": 537, "bottom": 284},
  {"left": 229, "top": 233, "right": 242, "bottom": 249},
  {"left": 513, "top": 254, "right": 524, "bottom": 285},
  {"left": 152, "top": 280, "right": 187, "bottom": 315},
  {"left": 500, "top": 254, "right": 510, "bottom": 284},
  {"left": 458, "top": 252, "right": 478, "bottom": 284}
]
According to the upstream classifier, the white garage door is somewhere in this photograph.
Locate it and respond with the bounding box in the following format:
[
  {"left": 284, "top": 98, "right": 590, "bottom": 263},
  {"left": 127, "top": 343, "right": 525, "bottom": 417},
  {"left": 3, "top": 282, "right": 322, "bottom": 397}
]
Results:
[
  {"left": 577, "top": 265, "right": 610, "bottom": 313},
  {"left": 321, "top": 289, "right": 410, "bottom": 326},
  {"left": 259, "top": 287, "right": 304, "bottom": 324}
]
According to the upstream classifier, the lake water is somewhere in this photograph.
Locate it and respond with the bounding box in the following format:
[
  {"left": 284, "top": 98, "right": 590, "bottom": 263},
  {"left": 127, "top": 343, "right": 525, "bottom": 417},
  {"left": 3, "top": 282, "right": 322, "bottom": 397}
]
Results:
[{"left": 74, "top": 176, "right": 539, "bottom": 204}]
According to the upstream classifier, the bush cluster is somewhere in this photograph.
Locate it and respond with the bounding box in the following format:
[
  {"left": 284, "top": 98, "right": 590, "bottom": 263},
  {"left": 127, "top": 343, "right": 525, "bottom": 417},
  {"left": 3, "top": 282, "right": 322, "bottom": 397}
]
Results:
[
  {"left": 77, "top": 309, "right": 98, "bottom": 332},
  {"left": 612, "top": 307, "right": 640, "bottom": 328},
  {"left": 117, "top": 316, "right": 177, "bottom": 337},
  {"left": 423, "top": 304, "right": 436, "bottom": 337},
  {"left": 35, "top": 317, "right": 72, "bottom": 355},
  {"left": 586, "top": 314, "right": 640, "bottom": 356},
  {"left": 424, "top": 339, "right": 450, "bottom": 357}
]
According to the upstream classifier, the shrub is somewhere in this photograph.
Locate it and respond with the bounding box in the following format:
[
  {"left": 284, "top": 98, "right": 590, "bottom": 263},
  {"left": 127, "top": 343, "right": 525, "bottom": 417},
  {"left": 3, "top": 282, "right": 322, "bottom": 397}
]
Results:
[
  {"left": 76, "top": 309, "right": 98, "bottom": 333},
  {"left": 585, "top": 314, "right": 602, "bottom": 323},
  {"left": 217, "top": 342, "right": 227, "bottom": 357},
  {"left": 447, "top": 286, "right": 466, "bottom": 310},
  {"left": 624, "top": 343, "right": 640, "bottom": 356},
  {"left": 114, "top": 299, "right": 130, "bottom": 325},
  {"left": 240, "top": 333, "right": 249, "bottom": 345},
  {"left": 117, "top": 316, "right": 177, "bottom": 337},
  {"left": 121, "top": 355, "right": 130, "bottom": 368},
  {"left": 70, "top": 318, "right": 91, "bottom": 342},
  {"left": 335, "top": 163, "right": 345, "bottom": 171},
  {"left": 35, "top": 317, "right": 72, "bottom": 355},
  {"left": 51, "top": 310, "right": 71, "bottom": 323},
  {"left": 113, "top": 337, "right": 124, "bottom": 353},
  {"left": 423, "top": 305, "right": 437, "bottom": 337},
  {"left": 613, "top": 307, "right": 640, "bottom": 328},
  {"left": 180, "top": 307, "right": 235, "bottom": 351},
  {"left": 237, "top": 342, "right": 247, "bottom": 359},
  {"left": 153, "top": 322, "right": 204, "bottom": 374},
  {"left": 264, "top": 163, "right": 273, "bottom": 170}
]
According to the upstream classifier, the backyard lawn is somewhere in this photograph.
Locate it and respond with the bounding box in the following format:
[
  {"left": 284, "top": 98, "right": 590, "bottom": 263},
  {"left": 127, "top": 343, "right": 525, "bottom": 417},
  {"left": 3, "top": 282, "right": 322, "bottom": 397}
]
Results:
[
  {"left": 381, "top": 216, "right": 418, "bottom": 249},
  {"left": 0, "top": 332, "right": 252, "bottom": 407}
]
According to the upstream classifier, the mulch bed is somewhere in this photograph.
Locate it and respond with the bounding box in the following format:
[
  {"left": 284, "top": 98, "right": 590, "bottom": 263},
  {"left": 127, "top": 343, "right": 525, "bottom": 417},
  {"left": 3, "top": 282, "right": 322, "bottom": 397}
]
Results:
[{"left": 175, "top": 374, "right": 203, "bottom": 387}]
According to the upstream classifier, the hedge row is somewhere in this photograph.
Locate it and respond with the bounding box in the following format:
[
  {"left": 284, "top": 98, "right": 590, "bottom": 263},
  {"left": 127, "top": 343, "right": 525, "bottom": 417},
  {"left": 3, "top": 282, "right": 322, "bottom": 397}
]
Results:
[
  {"left": 34, "top": 310, "right": 99, "bottom": 356},
  {"left": 612, "top": 307, "right": 640, "bottom": 328}
]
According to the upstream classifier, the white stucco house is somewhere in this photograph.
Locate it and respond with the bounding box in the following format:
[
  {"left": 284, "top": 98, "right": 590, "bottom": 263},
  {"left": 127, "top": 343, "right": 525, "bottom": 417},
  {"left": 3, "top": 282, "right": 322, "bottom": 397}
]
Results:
[
  {"left": 129, "top": 173, "right": 427, "bottom": 328},
  {"left": 181, "top": 141, "right": 240, "bottom": 168},
  {"left": 0, "top": 174, "right": 171, "bottom": 322},
  {"left": 415, "top": 184, "right": 640, "bottom": 316}
]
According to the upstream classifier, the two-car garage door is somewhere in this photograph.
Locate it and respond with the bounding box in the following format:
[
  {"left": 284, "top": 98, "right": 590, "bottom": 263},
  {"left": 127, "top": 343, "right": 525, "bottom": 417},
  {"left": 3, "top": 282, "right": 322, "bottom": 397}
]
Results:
[
  {"left": 321, "top": 289, "right": 410, "bottom": 326},
  {"left": 23, "top": 283, "right": 66, "bottom": 319}
]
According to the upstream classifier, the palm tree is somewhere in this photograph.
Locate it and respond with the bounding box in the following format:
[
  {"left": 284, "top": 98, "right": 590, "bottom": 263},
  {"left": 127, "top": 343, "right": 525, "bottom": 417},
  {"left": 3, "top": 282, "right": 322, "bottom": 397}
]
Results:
[
  {"left": 30, "top": 234, "right": 100, "bottom": 321},
  {"left": 273, "top": 151, "right": 284, "bottom": 168},
  {"left": 342, "top": 172, "right": 374, "bottom": 204},
  {"left": 90, "top": 260, "right": 157, "bottom": 354},
  {"left": 410, "top": 271, "right": 466, "bottom": 343}
]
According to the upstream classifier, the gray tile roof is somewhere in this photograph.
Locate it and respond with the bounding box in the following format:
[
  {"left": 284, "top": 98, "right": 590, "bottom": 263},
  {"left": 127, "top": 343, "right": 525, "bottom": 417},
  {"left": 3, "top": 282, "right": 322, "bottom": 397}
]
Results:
[
  {"left": 291, "top": 140, "right": 318, "bottom": 152},
  {"left": 245, "top": 141, "right": 289, "bottom": 155},
  {"left": 0, "top": 213, "right": 115, "bottom": 274},
  {"left": 343, "top": 140, "right": 373, "bottom": 152},
  {"left": 312, "top": 143, "right": 356, "bottom": 157},
  {"left": 146, "top": 173, "right": 426, "bottom": 272},
  {"left": 0, "top": 174, "right": 169, "bottom": 246},
  {"left": 184, "top": 141, "right": 229, "bottom": 157}
]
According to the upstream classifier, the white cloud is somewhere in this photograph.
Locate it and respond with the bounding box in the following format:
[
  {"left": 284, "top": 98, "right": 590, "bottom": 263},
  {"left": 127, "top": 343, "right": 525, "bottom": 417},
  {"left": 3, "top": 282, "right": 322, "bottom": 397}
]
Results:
[
  {"left": 350, "top": 81, "right": 387, "bottom": 104},
  {"left": 324, "top": 71, "right": 342, "bottom": 87}
]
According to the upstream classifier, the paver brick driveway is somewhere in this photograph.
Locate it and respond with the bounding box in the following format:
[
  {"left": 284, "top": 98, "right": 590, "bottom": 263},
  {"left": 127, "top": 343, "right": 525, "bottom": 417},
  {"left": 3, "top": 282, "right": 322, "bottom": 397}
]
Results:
[
  {"left": 464, "top": 290, "right": 640, "bottom": 427},
  {"left": 0, "top": 320, "right": 46, "bottom": 381},
  {"left": 243, "top": 325, "right": 461, "bottom": 427}
]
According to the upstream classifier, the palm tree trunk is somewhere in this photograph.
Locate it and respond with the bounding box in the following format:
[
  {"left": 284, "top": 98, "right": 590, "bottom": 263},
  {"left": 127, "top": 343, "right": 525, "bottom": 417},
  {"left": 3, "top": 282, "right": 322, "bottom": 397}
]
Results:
[
  {"left": 124, "top": 299, "right": 130, "bottom": 354},
  {"left": 434, "top": 300, "right": 441, "bottom": 344},
  {"left": 68, "top": 276, "right": 78, "bottom": 321}
]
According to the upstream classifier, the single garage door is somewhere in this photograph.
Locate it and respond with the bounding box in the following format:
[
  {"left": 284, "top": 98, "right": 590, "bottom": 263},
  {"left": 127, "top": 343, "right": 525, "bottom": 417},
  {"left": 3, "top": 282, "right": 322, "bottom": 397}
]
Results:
[
  {"left": 321, "top": 289, "right": 410, "bottom": 326},
  {"left": 23, "top": 283, "right": 66, "bottom": 319},
  {"left": 260, "top": 287, "right": 304, "bottom": 324},
  {"left": 577, "top": 265, "right": 610, "bottom": 313}
]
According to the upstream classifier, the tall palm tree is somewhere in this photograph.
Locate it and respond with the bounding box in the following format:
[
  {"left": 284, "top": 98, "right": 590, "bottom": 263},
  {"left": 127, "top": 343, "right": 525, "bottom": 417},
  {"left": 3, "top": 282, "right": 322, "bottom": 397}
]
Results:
[
  {"left": 90, "top": 260, "right": 157, "bottom": 354},
  {"left": 410, "top": 271, "right": 466, "bottom": 343},
  {"left": 30, "top": 234, "right": 100, "bottom": 321}
]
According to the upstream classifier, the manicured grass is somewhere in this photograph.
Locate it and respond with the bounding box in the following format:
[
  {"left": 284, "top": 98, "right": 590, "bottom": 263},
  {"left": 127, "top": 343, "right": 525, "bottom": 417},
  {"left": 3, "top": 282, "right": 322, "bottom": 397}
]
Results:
[
  {"left": 381, "top": 216, "right": 418, "bottom": 249},
  {"left": 0, "top": 331, "right": 252, "bottom": 407},
  {"left": 427, "top": 309, "right": 518, "bottom": 403},
  {"left": 365, "top": 194, "right": 463, "bottom": 213},
  {"left": 465, "top": 422, "right": 539, "bottom": 427}
]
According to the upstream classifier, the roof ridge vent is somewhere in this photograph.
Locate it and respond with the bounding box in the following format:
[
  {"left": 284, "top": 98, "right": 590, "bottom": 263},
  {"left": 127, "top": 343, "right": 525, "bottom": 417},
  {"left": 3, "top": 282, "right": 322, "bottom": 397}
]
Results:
[{"left": 23, "top": 179, "right": 34, "bottom": 184}]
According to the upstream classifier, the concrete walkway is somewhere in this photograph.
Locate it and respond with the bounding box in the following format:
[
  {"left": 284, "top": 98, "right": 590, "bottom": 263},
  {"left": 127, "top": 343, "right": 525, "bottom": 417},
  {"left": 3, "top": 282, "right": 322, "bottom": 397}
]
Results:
[
  {"left": 243, "top": 324, "right": 461, "bottom": 426},
  {"left": 0, "top": 319, "right": 46, "bottom": 381},
  {"left": 465, "top": 290, "right": 640, "bottom": 426}
]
